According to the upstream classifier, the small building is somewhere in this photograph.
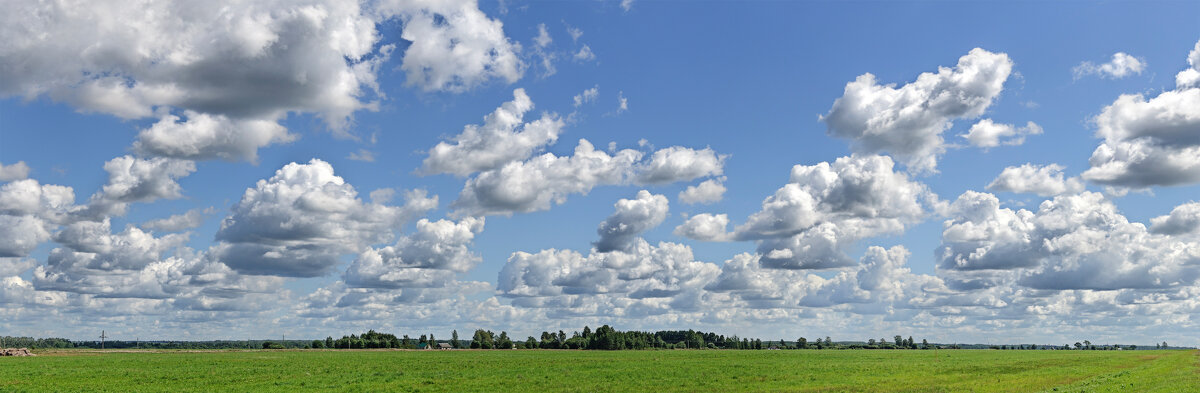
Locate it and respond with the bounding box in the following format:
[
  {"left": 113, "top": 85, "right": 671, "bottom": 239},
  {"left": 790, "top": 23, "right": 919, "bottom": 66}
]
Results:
[{"left": 437, "top": 343, "right": 453, "bottom": 350}]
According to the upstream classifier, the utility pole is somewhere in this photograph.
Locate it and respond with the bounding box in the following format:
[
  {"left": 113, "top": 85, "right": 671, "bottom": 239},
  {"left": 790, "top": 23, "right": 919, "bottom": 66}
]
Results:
[{"left": 99, "top": 330, "right": 108, "bottom": 350}]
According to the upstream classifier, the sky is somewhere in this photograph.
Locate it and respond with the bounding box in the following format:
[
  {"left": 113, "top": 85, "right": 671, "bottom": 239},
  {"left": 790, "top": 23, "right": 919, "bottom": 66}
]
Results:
[{"left": 1, "top": 0, "right": 1199, "bottom": 347}]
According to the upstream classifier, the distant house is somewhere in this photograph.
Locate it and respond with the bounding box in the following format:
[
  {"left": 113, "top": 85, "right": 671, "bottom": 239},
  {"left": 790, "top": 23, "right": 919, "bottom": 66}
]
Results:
[{"left": 437, "top": 343, "right": 453, "bottom": 350}]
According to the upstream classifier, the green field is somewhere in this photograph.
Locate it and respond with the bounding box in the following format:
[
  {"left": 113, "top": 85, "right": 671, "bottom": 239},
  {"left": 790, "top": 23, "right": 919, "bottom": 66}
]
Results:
[{"left": 2, "top": 349, "right": 1196, "bottom": 392}]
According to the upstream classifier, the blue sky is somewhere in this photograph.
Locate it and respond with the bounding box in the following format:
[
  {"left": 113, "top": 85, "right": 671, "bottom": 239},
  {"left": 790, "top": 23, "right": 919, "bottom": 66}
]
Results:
[{"left": 2, "top": 0, "right": 1199, "bottom": 347}]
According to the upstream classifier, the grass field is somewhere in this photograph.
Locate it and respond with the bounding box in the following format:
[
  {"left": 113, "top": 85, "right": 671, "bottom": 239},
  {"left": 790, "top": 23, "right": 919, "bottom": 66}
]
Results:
[{"left": 1, "top": 349, "right": 1196, "bottom": 392}]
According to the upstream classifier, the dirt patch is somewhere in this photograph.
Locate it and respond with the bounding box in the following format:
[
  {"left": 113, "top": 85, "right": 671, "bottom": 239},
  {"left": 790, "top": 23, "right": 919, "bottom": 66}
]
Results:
[{"left": 0, "top": 348, "right": 35, "bottom": 356}]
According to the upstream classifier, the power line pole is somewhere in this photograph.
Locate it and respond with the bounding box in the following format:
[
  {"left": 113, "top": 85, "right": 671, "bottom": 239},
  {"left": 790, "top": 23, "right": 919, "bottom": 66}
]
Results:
[{"left": 99, "top": 330, "right": 108, "bottom": 350}]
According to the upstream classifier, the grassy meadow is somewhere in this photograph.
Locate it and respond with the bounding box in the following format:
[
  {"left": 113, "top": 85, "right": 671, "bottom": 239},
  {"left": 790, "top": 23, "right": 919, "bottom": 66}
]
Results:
[{"left": 1, "top": 349, "right": 1196, "bottom": 392}]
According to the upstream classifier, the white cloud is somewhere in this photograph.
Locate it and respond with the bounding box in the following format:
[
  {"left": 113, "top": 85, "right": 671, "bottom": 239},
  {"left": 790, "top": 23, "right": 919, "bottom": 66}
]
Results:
[
  {"left": 678, "top": 179, "right": 726, "bottom": 205},
  {"left": 1177, "top": 40, "right": 1200, "bottom": 89},
  {"left": 574, "top": 45, "right": 596, "bottom": 62},
  {"left": 142, "top": 208, "right": 212, "bottom": 232},
  {"left": 2, "top": 0, "right": 524, "bottom": 162},
  {"left": 0, "top": 161, "right": 30, "bottom": 181},
  {"left": 1073, "top": 52, "right": 1146, "bottom": 79},
  {"left": 84, "top": 156, "right": 196, "bottom": 217},
  {"left": 635, "top": 146, "right": 725, "bottom": 185},
  {"left": 961, "top": 119, "right": 1043, "bottom": 149},
  {"left": 344, "top": 217, "right": 485, "bottom": 289},
  {"left": 384, "top": 0, "right": 524, "bottom": 92},
  {"left": 821, "top": 48, "right": 1013, "bottom": 173},
  {"left": 422, "top": 89, "right": 565, "bottom": 177},
  {"left": 617, "top": 91, "right": 629, "bottom": 114},
  {"left": 566, "top": 25, "right": 583, "bottom": 43},
  {"left": 0, "top": 215, "right": 52, "bottom": 258},
  {"left": 453, "top": 140, "right": 724, "bottom": 216},
  {"left": 534, "top": 23, "right": 552, "bottom": 49},
  {"left": 594, "top": 191, "right": 669, "bottom": 253},
  {"left": 938, "top": 191, "right": 1200, "bottom": 291},
  {"left": 573, "top": 85, "right": 599, "bottom": 107},
  {"left": 987, "top": 164, "right": 1085, "bottom": 197},
  {"left": 215, "top": 159, "right": 436, "bottom": 277},
  {"left": 673, "top": 213, "right": 732, "bottom": 242},
  {"left": 1083, "top": 40, "right": 1200, "bottom": 188},
  {"left": 620, "top": 0, "right": 634, "bottom": 12},
  {"left": 1150, "top": 202, "right": 1200, "bottom": 235},
  {"left": 678, "top": 155, "right": 935, "bottom": 270}
]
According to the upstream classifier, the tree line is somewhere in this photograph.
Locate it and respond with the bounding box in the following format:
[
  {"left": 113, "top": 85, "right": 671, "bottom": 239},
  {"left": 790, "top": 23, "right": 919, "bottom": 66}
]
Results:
[{"left": 0, "top": 333, "right": 1184, "bottom": 351}]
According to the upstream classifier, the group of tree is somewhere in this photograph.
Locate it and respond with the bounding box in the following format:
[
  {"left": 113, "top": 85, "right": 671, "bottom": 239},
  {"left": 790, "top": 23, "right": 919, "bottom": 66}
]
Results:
[{"left": 1, "top": 333, "right": 1183, "bottom": 351}]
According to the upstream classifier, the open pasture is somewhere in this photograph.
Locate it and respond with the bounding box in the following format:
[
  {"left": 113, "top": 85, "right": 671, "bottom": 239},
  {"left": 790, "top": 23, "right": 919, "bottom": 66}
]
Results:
[{"left": 2, "top": 349, "right": 1196, "bottom": 392}]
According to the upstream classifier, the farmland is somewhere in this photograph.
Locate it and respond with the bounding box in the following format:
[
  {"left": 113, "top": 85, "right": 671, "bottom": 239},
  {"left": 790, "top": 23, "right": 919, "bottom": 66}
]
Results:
[{"left": 2, "top": 349, "right": 1196, "bottom": 392}]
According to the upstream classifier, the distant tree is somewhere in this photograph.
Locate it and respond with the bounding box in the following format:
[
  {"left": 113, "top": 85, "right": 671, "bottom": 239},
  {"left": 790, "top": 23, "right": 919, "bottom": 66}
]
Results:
[
  {"left": 1074, "top": 342, "right": 1082, "bottom": 350},
  {"left": 868, "top": 338, "right": 876, "bottom": 346},
  {"left": 1083, "top": 340, "right": 1092, "bottom": 350},
  {"left": 497, "top": 331, "right": 512, "bottom": 349},
  {"left": 1129, "top": 345, "right": 1137, "bottom": 350},
  {"left": 526, "top": 336, "right": 537, "bottom": 349},
  {"left": 261, "top": 341, "right": 283, "bottom": 349},
  {"left": 1162, "top": 341, "right": 1168, "bottom": 349},
  {"left": 894, "top": 335, "right": 903, "bottom": 347},
  {"left": 797, "top": 337, "right": 807, "bottom": 349},
  {"left": 311, "top": 340, "right": 325, "bottom": 349},
  {"left": 326, "top": 336, "right": 334, "bottom": 348},
  {"left": 452, "top": 330, "right": 460, "bottom": 349},
  {"left": 582, "top": 326, "right": 592, "bottom": 340},
  {"left": 429, "top": 334, "right": 435, "bottom": 346},
  {"left": 921, "top": 339, "right": 929, "bottom": 349}
]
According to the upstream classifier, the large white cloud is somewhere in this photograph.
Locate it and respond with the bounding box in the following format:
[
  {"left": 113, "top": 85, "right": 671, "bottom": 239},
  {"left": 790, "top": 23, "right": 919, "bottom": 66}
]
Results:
[
  {"left": 821, "top": 48, "right": 1013, "bottom": 173},
  {"left": 1150, "top": 202, "right": 1200, "bottom": 236},
  {"left": 452, "top": 140, "right": 723, "bottom": 216},
  {"left": 678, "top": 155, "right": 935, "bottom": 269},
  {"left": 0, "top": 179, "right": 79, "bottom": 257},
  {"left": 938, "top": 191, "right": 1200, "bottom": 291},
  {"left": 987, "top": 163, "right": 1085, "bottom": 197},
  {"left": 380, "top": 0, "right": 523, "bottom": 93},
  {"left": 421, "top": 89, "right": 564, "bottom": 176},
  {"left": 215, "top": 159, "right": 436, "bottom": 277},
  {"left": 83, "top": 156, "right": 196, "bottom": 217},
  {"left": 678, "top": 179, "right": 726, "bottom": 205},
  {"left": 594, "top": 191, "right": 669, "bottom": 253},
  {"left": 2, "top": 0, "right": 522, "bottom": 161},
  {"left": 1082, "top": 39, "right": 1200, "bottom": 188},
  {"left": 343, "top": 217, "right": 485, "bottom": 289}
]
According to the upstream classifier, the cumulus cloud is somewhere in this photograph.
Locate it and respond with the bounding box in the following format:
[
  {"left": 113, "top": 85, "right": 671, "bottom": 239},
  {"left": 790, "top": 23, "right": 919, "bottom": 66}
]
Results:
[
  {"left": 617, "top": 91, "right": 629, "bottom": 114},
  {"left": 344, "top": 217, "right": 485, "bottom": 289},
  {"left": 620, "top": 0, "right": 634, "bottom": 12},
  {"left": 821, "top": 48, "right": 1013, "bottom": 173},
  {"left": 83, "top": 156, "right": 196, "bottom": 217},
  {"left": 453, "top": 140, "right": 723, "bottom": 216},
  {"left": 1082, "top": 40, "right": 1200, "bottom": 188},
  {"left": 532, "top": 23, "right": 557, "bottom": 77},
  {"left": 635, "top": 147, "right": 725, "bottom": 185},
  {"left": 677, "top": 155, "right": 935, "bottom": 269},
  {"left": 678, "top": 179, "right": 726, "bottom": 205},
  {"left": 1177, "top": 40, "right": 1200, "bottom": 89},
  {"left": 1150, "top": 202, "right": 1200, "bottom": 235},
  {"left": 673, "top": 213, "right": 732, "bottom": 242},
  {"left": 987, "top": 164, "right": 1085, "bottom": 197},
  {"left": 422, "top": 89, "right": 564, "bottom": 176},
  {"left": 0, "top": 178, "right": 79, "bottom": 257},
  {"left": 961, "top": 119, "right": 1043, "bottom": 149},
  {"left": 1073, "top": 52, "right": 1146, "bottom": 79},
  {"left": 594, "top": 191, "right": 669, "bottom": 253},
  {"left": 215, "top": 159, "right": 436, "bottom": 277},
  {"left": 0, "top": 161, "right": 30, "bottom": 181},
  {"left": 938, "top": 191, "right": 1200, "bottom": 291},
  {"left": 384, "top": 0, "right": 524, "bottom": 92},
  {"left": 2, "top": 0, "right": 522, "bottom": 162}
]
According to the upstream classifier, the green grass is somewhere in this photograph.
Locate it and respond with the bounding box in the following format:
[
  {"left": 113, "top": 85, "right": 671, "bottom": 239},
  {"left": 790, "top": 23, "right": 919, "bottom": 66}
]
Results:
[{"left": 1, "top": 349, "right": 1196, "bottom": 392}]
